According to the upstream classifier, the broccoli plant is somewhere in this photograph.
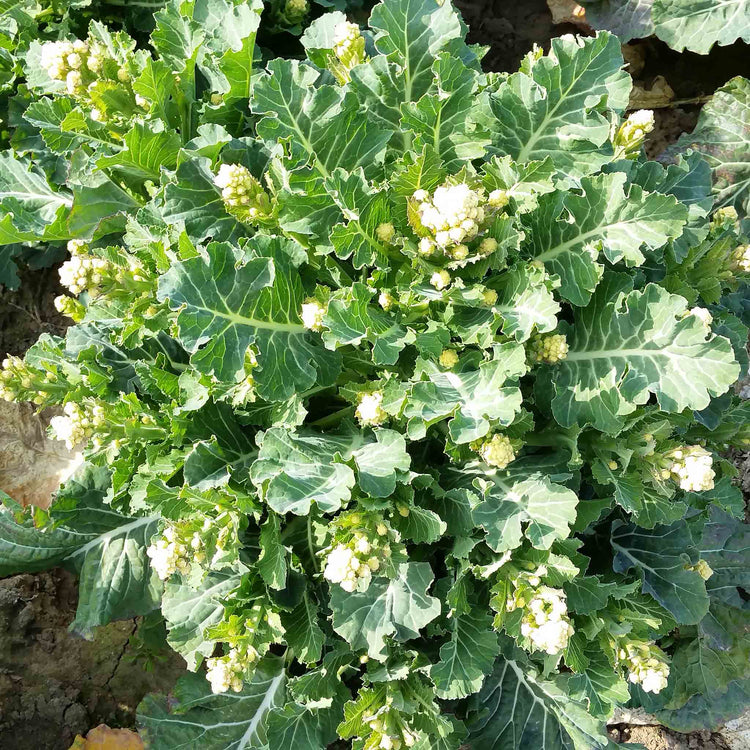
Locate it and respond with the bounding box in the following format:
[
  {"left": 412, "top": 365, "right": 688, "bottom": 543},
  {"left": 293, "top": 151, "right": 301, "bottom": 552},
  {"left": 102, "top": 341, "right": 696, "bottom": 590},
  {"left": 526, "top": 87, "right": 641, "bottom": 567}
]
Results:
[{"left": 0, "top": 0, "right": 749, "bottom": 747}]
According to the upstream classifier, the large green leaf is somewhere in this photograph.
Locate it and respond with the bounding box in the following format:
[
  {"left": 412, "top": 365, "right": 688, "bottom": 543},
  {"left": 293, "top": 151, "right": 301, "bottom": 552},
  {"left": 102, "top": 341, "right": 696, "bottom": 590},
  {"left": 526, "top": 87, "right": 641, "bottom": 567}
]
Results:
[
  {"left": 0, "top": 152, "right": 72, "bottom": 245},
  {"left": 523, "top": 173, "right": 688, "bottom": 305},
  {"left": 466, "top": 652, "right": 613, "bottom": 749},
  {"left": 430, "top": 608, "right": 500, "bottom": 699},
  {"left": 485, "top": 33, "right": 630, "bottom": 178},
  {"left": 138, "top": 656, "right": 285, "bottom": 749},
  {"left": 162, "top": 570, "right": 242, "bottom": 669},
  {"left": 581, "top": 0, "right": 655, "bottom": 42},
  {"left": 551, "top": 273, "right": 739, "bottom": 433},
  {"left": 652, "top": 0, "right": 750, "bottom": 54},
  {"left": 252, "top": 59, "right": 392, "bottom": 180},
  {"left": 611, "top": 520, "right": 710, "bottom": 625},
  {"left": 473, "top": 476, "right": 579, "bottom": 553},
  {"left": 403, "top": 343, "right": 527, "bottom": 443},
  {"left": 676, "top": 76, "right": 750, "bottom": 217},
  {"left": 330, "top": 562, "right": 441, "bottom": 659},
  {"left": 158, "top": 236, "right": 340, "bottom": 399}
]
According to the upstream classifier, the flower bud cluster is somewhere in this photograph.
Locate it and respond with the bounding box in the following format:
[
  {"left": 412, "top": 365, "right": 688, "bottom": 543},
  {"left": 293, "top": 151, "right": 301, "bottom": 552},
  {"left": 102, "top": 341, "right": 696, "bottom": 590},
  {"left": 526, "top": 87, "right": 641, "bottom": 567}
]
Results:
[
  {"left": 282, "top": 0, "right": 308, "bottom": 24},
  {"left": 48, "top": 400, "right": 104, "bottom": 450},
  {"left": 205, "top": 644, "right": 258, "bottom": 694},
  {"left": 323, "top": 513, "right": 396, "bottom": 593},
  {"left": 664, "top": 445, "right": 715, "bottom": 492},
  {"left": 614, "top": 109, "right": 655, "bottom": 158},
  {"left": 619, "top": 641, "right": 670, "bottom": 694},
  {"left": 331, "top": 21, "right": 366, "bottom": 81},
  {"left": 729, "top": 244, "right": 750, "bottom": 274},
  {"left": 364, "top": 709, "right": 419, "bottom": 749},
  {"left": 59, "top": 255, "right": 109, "bottom": 296},
  {"left": 301, "top": 298, "right": 326, "bottom": 331},
  {"left": 517, "top": 586, "right": 574, "bottom": 655},
  {"left": 686, "top": 306, "right": 713, "bottom": 328},
  {"left": 213, "top": 164, "right": 273, "bottom": 224},
  {"left": 474, "top": 433, "right": 516, "bottom": 469},
  {"left": 527, "top": 333, "right": 569, "bottom": 364},
  {"left": 438, "top": 348, "right": 459, "bottom": 369},
  {"left": 355, "top": 390, "right": 388, "bottom": 427},
  {"left": 0, "top": 354, "right": 68, "bottom": 406},
  {"left": 413, "top": 183, "right": 500, "bottom": 263},
  {"left": 54, "top": 294, "right": 86, "bottom": 321}
]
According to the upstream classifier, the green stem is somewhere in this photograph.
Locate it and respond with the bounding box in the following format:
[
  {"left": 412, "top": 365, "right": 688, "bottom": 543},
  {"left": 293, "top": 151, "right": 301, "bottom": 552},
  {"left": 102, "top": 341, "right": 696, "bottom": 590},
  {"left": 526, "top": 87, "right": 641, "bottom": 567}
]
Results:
[
  {"left": 307, "top": 514, "right": 319, "bottom": 574},
  {"left": 308, "top": 405, "right": 354, "bottom": 428}
]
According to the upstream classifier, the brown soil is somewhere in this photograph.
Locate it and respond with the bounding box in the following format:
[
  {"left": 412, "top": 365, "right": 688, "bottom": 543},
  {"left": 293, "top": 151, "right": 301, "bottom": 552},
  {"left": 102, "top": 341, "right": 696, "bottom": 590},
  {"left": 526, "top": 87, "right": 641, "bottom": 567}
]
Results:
[
  {"left": 0, "top": 264, "right": 68, "bottom": 360},
  {"left": 0, "top": 569, "right": 185, "bottom": 750},
  {"left": 610, "top": 725, "right": 730, "bottom": 750}
]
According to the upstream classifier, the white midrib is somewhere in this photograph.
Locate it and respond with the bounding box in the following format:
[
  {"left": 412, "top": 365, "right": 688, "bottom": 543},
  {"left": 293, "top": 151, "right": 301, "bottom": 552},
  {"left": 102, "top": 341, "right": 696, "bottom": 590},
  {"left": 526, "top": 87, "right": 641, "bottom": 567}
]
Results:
[
  {"left": 535, "top": 219, "right": 642, "bottom": 262},
  {"left": 0, "top": 189, "right": 72, "bottom": 206},
  {"left": 194, "top": 305, "right": 305, "bottom": 333},
  {"left": 236, "top": 672, "right": 285, "bottom": 749},
  {"left": 565, "top": 347, "right": 669, "bottom": 362},
  {"left": 65, "top": 515, "right": 158, "bottom": 559}
]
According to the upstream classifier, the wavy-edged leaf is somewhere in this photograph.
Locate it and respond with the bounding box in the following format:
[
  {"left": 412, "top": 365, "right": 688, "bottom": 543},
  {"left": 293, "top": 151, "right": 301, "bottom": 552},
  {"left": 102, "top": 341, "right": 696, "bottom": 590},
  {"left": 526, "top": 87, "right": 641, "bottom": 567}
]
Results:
[
  {"left": 551, "top": 273, "right": 739, "bottom": 433},
  {"left": 137, "top": 656, "right": 285, "bottom": 749},
  {"left": 611, "top": 520, "right": 710, "bottom": 625},
  {"left": 581, "top": 0, "right": 655, "bottom": 42},
  {"left": 676, "top": 76, "right": 750, "bottom": 217},
  {"left": 430, "top": 608, "right": 500, "bottom": 699},
  {"left": 523, "top": 172, "right": 688, "bottom": 305},
  {"left": 485, "top": 32, "right": 630, "bottom": 178},
  {"left": 652, "top": 0, "right": 750, "bottom": 54},
  {"left": 330, "top": 561, "right": 441, "bottom": 660}
]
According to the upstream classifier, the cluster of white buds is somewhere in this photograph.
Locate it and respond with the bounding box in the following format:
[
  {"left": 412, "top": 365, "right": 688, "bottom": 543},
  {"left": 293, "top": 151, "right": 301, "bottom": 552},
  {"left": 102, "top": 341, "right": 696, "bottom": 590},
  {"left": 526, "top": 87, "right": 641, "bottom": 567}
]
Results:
[
  {"left": 686, "top": 306, "right": 713, "bottom": 328},
  {"left": 378, "top": 290, "right": 395, "bottom": 311},
  {"left": 0, "top": 356, "right": 29, "bottom": 402},
  {"left": 58, "top": 255, "right": 109, "bottom": 296},
  {"left": 527, "top": 333, "right": 569, "bottom": 364},
  {"left": 729, "top": 244, "right": 750, "bottom": 274},
  {"left": 146, "top": 524, "right": 201, "bottom": 581},
  {"left": 355, "top": 390, "right": 388, "bottom": 427},
  {"left": 430, "top": 270, "right": 451, "bottom": 290},
  {"left": 323, "top": 520, "right": 393, "bottom": 593},
  {"left": 614, "top": 109, "right": 655, "bottom": 157},
  {"left": 332, "top": 21, "right": 366, "bottom": 77},
  {"left": 213, "top": 164, "right": 273, "bottom": 224},
  {"left": 413, "top": 183, "right": 489, "bottom": 257},
  {"left": 364, "top": 710, "right": 418, "bottom": 749},
  {"left": 619, "top": 641, "right": 670, "bottom": 694},
  {"left": 48, "top": 400, "right": 104, "bottom": 450},
  {"left": 301, "top": 298, "right": 326, "bottom": 331},
  {"left": 0, "top": 355, "right": 61, "bottom": 406},
  {"left": 474, "top": 433, "right": 516, "bottom": 469},
  {"left": 438, "top": 348, "right": 459, "bottom": 369},
  {"left": 664, "top": 445, "right": 715, "bottom": 492},
  {"left": 39, "top": 39, "right": 92, "bottom": 94},
  {"left": 481, "top": 288, "right": 498, "bottom": 306},
  {"left": 519, "top": 586, "right": 575, "bottom": 655},
  {"left": 689, "top": 559, "right": 714, "bottom": 580},
  {"left": 205, "top": 644, "right": 258, "bottom": 694}
]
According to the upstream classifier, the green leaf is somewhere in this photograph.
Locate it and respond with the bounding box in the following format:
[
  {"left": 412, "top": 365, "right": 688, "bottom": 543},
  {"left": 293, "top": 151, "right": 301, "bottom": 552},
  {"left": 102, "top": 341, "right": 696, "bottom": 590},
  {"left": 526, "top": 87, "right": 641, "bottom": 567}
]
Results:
[
  {"left": 258, "top": 513, "right": 288, "bottom": 590},
  {"left": 267, "top": 702, "right": 340, "bottom": 750},
  {"left": 466, "top": 652, "right": 613, "bottom": 749},
  {"left": 401, "top": 53, "right": 489, "bottom": 168},
  {"left": 485, "top": 33, "right": 630, "bottom": 177},
  {"left": 0, "top": 152, "right": 71, "bottom": 245},
  {"left": 98, "top": 121, "right": 181, "bottom": 182},
  {"left": 162, "top": 570, "right": 242, "bottom": 669},
  {"left": 566, "top": 652, "right": 631, "bottom": 718},
  {"left": 551, "top": 273, "right": 739, "bottom": 433},
  {"left": 330, "top": 562, "right": 441, "bottom": 659},
  {"left": 282, "top": 594, "right": 325, "bottom": 665},
  {"left": 563, "top": 576, "right": 620, "bottom": 615},
  {"left": 250, "top": 428, "right": 356, "bottom": 515},
  {"left": 161, "top": 157, "right": 244, "bottom": 243},
  {"left": 582, "top": 0, "right": 655, "bottom": 42},
  {"left": 652, "top": 0, "right": 750, "bottom": 54},
  {"left": 676, "top": 76, "right": 750, "bottom": 217},
  {"left": 430, "top": 608, "right": 500, "bottom": 699},
  {"left": 253, "top": 59, "right": 392, "bottom": 179},
  {"left": 611, "top": 520, "right": 710, "bottom": 625},
  {"left": 523, "top": 173, "right": 688, "bottom": 305},
  {"left": 138, "top": 656, "right": 285, "bottom": 749},
  {"left": 404, "top": 344, "right": 527, "bottom": 443},
  {"left": 158, "top": 237, "right": 340, "bottom": 399},
  {"left": 351, "top": 428, "right": 411, "bottom": 498},
  {"left": 473, "top": 475, "right": 579, "bottom": 553}
]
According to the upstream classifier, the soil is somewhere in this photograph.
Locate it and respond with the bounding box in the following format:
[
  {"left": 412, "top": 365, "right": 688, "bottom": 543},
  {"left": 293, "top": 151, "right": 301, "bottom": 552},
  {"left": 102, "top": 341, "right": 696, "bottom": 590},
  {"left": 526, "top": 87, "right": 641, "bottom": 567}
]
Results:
[
  {"left": 1, "top": 1, "right": 749, "bottom": 748},
  {"left": 0, "top": 569, "right": 185, "bottom": 750}
]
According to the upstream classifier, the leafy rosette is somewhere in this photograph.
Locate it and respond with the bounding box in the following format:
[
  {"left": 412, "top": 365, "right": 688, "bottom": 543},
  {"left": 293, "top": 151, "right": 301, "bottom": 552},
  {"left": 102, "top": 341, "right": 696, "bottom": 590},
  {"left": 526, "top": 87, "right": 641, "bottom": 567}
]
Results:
[{"left": 0, "top": 1, "right": 748, "bottom": 748}]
